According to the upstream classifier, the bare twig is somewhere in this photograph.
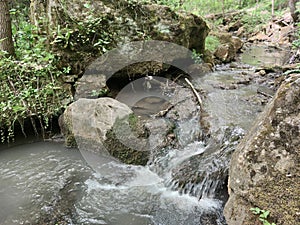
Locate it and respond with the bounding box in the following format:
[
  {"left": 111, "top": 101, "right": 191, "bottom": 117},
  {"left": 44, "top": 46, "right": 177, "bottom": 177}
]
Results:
[
  {"left": 153, "top": 104, "right": 175, "bottom": 118},
  {"left": 173, "top": 73, "right": 184, "bottom": 83},
  {"left": 153, "top": 98, "right": 190, "bottom": 118},
  {"left": 185, "top": 78, "right": 203, "bottom": 110}
]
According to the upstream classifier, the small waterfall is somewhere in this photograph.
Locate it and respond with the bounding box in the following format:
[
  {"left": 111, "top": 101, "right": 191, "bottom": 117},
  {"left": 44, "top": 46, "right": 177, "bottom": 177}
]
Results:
[{"left": 148, "top": 124, "right": 245, "bottom": 201}]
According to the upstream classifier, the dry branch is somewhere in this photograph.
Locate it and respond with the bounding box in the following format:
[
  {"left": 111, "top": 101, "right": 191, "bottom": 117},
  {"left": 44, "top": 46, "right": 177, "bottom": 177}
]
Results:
[{"left": 185, "top": 78, "right": 203, "bottom": 110}]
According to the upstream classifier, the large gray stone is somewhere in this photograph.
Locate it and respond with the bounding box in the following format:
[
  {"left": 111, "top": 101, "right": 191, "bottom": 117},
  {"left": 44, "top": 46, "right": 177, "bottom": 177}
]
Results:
[
  {"left": 60, "top": 97, "right": 151, "bottom": 165},
  {"left": 224, "top": 74, "right": 300, "bottom": 225},
  {"left": 60, "top": 97, "right": 132, "bottom": 149}
]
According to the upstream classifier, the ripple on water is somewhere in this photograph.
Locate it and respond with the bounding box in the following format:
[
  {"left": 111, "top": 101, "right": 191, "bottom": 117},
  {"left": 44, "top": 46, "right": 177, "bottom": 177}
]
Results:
[{"left": 0, "top": 141, "right": 225, "bottom": 225}]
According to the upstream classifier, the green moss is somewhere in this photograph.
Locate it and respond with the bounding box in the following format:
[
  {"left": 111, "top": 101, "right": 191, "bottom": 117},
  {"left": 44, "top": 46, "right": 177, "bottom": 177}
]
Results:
[
  {"left": 128, "top": 113, "right": 138, "bottom": 129},
  {"left": 205, "top": 35, "right": 220, "bottom": 52},
  {"left": 104, "top": 114, "right": 150, "bottom": 165},
  {"left": 249, "top": 176, "right": 300, "bottom": 225},
  {"left": 65, "top": 136, "right": 77, "bottom": 148}
]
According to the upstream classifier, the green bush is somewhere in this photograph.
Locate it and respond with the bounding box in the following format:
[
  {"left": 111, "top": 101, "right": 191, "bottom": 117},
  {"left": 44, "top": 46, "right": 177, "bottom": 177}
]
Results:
[
  {"left": 0, "top": 8, "right": 71, "bottom": 142},
  {"left": 241, "top": 10, "right": 271, "bottom": 34}
]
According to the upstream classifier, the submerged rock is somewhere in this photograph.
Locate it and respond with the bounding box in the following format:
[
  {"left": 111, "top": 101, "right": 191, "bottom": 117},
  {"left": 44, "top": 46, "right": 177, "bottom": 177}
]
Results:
[{"left": 224, "top": 74, "right": 300, "bottom": 225}]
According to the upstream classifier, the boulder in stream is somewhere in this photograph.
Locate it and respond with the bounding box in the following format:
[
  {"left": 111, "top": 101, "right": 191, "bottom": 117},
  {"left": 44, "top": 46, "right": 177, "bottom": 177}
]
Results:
[
  {"left": 224, "top": 74, "right": 300, "bottom": 225},
  {"left": 59, "top": 97, "right": 132, "bottom": 148},
  {"left": 212, "top": 32, "right": 243, "bottom": 63},
  {"left": 59, "top": 97, "right": 150, "bottom": 165}
]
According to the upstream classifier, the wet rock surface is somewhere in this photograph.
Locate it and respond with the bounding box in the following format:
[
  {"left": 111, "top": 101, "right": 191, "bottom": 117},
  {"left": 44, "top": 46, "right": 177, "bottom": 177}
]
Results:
[
  {"left": 36, "top": 172, "right": 89, "bottom": 225},
  {"left": 168, "top": 126, "right": 245, "bottom": 202}
]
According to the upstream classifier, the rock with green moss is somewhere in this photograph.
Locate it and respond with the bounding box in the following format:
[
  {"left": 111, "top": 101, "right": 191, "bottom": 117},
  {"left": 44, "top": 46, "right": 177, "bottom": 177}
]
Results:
[
  {"left": 30, "top": 0, "right": 209, "bottom": 76},
  {"left": 59, "top": 97, "right": 152, "bottom": 165},
  {"left": 224, "top": 74, "right": 300, "bottom": 225},
  {"left": 59, "top": 97, "right": 132, "bottom": 150},
  {"left": 104, "top": 114, "right": 150, "bottom": 165},
  {"left": 211, "top": 32, "right": 243, "bottom": 63}
]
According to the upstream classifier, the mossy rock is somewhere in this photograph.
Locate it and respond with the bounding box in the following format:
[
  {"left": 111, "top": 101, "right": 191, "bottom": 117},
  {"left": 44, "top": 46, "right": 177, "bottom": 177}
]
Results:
[
  {"left": 104, "top": 114, "right": 150, "bottom": 165},
  {"left": 224, "top": 74, "right": 300, "bottom": 225}
]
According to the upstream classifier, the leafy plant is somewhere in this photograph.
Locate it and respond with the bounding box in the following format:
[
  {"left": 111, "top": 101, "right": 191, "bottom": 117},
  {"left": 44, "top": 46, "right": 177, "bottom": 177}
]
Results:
[
  {"left": 156, "top": 0, "right": 183, "bottom": 9},
  {"left": 91, "top": 88, "right": 109, "bottom": 98},
  {"left": 192, "top": 49, "right": 203, "bottom": 64},
  {"left": 250, "top": 207, "right": 276, "bottom": 225},
  {"left": 52, "top": 2, "right": 115, "bottom": 54},
  {"left": 0, "top": 7, "right": 72, "bottom": 142},
  {"left": 241, "top": 9, "right": 272, "bottom": 34}
]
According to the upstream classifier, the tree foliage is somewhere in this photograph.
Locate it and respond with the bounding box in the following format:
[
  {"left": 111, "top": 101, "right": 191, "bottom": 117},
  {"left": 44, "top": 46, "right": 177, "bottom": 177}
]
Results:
[{"left": 158, "top": 0, "right": 289, "bottom": 15}]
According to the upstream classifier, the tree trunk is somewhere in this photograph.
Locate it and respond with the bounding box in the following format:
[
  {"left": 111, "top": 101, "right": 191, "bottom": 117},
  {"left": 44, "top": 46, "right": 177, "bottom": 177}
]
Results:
[
  {"left": 289, "top": 0, "right": 299, "bottom": 23},
  {"left": 0, "top": 0, "right": 15, "bottom": 57}
]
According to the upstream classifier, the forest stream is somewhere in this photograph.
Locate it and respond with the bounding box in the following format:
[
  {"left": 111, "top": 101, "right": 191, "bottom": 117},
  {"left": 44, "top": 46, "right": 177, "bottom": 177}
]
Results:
[{"left": 0, "top": 44, "right": 289, "bottom": 225}]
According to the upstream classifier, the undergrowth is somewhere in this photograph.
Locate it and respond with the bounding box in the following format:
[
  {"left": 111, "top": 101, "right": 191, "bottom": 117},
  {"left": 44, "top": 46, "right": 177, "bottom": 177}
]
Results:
[
  {"left": 0, "top": 8, "right": 71, "bottom": 142},
  {"left": 250, "top": 207, "right": 276, "bottom": 225}
]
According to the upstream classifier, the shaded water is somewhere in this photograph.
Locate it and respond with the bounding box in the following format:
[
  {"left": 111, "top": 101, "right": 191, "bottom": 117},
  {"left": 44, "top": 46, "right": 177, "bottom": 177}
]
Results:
[
  {"left": 241, "top": 44, "right": 289, "bottom": 67},
  {"left": 195, "top": 68, "right": 264, "bottom": 132}
]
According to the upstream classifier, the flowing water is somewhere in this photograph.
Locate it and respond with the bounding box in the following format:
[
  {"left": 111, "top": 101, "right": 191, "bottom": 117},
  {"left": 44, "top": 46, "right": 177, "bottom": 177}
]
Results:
[
  {"left": 0, "top": 141, "right": 224, "bottom": 225},
  {"left": 0, "top": 45, "right": 284, "bottom": 225}
]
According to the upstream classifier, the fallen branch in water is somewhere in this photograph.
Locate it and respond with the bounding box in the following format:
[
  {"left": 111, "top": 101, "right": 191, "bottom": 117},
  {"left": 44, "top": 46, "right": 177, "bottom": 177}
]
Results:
[
  {"left": 153, "top": 98, "right": 189, "bottom": 118},
  {"left": 153, "top": 104, "right": 175, "bottom": 118},
  {"left": 185, "top": 78, "right": 203, "bottom": 110}
]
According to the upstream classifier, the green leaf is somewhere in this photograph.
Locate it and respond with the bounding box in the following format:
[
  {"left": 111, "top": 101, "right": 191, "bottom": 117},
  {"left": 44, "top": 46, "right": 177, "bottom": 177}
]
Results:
[
  {"left": 250, "top": 207, "right": 261, "bottom": 214},
  {"left": 83, "top": 3, "right": 91, "bottom": 8},
  {"left": 260, "top": 210, "right": 270, "bottom": 219}
]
